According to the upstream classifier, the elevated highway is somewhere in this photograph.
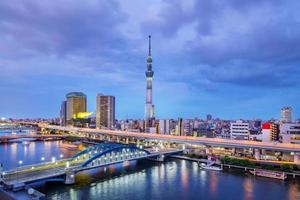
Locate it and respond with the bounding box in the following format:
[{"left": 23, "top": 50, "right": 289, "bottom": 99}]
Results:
[{"left": 40, "top": 125, "right": 300, "bottom": 153}]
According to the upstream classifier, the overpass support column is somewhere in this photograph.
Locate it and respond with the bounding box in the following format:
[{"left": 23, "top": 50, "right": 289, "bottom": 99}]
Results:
[
  {"left": 64, "top": 170, "right": 75, "bottom": 185},
  {"left": 117, "top": 137, "right": 120, "bottom": 143},
  {"left": 205, "top": 147, "right": 211, "bottom": 155},
  {"left": 254, "top": 149, "right": 261, "bottom": 160},
  {"left": 137, "top": 140, "right": 140, "bottom": 147},
  {"left": 294, "top": 154, "right": 300, "bottom": 164},
  {"left": 126, "top": 137, "right": 129, "bottom": 144},
  {"left": 231, "top": 148, "right": 236, "bottom": 155}
]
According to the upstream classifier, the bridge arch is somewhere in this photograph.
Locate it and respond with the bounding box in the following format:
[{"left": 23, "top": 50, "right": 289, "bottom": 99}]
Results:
[{"left": 81, "top": 144, "right": 150, "bottom": 168}]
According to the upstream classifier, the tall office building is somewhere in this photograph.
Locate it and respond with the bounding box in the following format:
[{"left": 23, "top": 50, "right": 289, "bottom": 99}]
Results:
[
  {"left": 176, "top": 118, "right": 184, "bottom": 136},
  {"left": 60, "top": 101, "right": 67, "bottom": 126},
  {"left": 96, "top": 94, "right": 115, "bottom": 129},
  {"left": 145, "top": 35, "right": 155, "bottom": 131},
  {"left": 280, "top": 106, "right": 292, "bottom": 123},
  {"left": 66, "top": 92, "right": 87, "bottom": 125},
  {"left": 159, "top": 119, "right": 170, "bottom": 135}
]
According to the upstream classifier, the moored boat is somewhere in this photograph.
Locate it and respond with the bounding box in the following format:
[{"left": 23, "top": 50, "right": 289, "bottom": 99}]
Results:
[
  {"left": 249, "top": 169, "right": 287, "bottom": 180},
  {"left": 199, "top": 163, "right": 222, "bottom": 171}
]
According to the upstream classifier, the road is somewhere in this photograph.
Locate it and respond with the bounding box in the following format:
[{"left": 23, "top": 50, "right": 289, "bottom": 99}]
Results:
[{"left": 41, "top": 125, "right": 300, "bottom": 152}]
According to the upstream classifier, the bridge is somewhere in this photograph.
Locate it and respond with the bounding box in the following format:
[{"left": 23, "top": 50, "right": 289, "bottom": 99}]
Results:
[
  {"left": 0, "top": 134, "right": 68, "bottom": 143},
  {"left": 1, "top": 143, "right": 182, "bottom": 190}
]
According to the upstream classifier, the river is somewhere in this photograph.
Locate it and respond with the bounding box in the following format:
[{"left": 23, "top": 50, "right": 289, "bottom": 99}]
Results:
[{"left": 0, "top": 132, "right": 300, "bottom": 199}]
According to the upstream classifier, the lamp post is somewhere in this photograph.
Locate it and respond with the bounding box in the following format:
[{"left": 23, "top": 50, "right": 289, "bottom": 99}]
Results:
[{"left": 17, "top": 160, "right": 23, "bottom": 183}]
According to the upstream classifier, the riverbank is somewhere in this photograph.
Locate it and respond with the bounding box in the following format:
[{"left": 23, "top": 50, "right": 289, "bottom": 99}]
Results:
[{"left": 170, "top": 155, "right": 300, "bottom": 179}]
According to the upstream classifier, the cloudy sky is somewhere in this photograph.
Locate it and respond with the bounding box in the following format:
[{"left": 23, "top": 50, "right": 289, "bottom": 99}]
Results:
[{"left": 0, "top": 0, "right": 299, "bottom": 120}]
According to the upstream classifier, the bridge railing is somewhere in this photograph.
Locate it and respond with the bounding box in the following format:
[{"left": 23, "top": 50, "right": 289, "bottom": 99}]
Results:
[{"left": 3, "top": 158, "right": 72, "bottom": 174}]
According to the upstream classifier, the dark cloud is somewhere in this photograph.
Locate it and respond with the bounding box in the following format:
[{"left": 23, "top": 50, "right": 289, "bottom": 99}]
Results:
[
  {"left": 0, "top": 0, "right": 127, "bottom": 57},
  {"left": 142, "top": 0, "right": 300, "bottom": 88},
  {"left": 0, "top": 0, "right": 299, "bottom": 118}
]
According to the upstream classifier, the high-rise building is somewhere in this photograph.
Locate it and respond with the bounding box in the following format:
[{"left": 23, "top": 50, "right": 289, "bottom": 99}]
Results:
[
  {"left": 159, "top": 119, "right": 170, "bottom": 135},
  {"left": 145, "top": 35, "right": 155, "bottom": 131},
  {"left": 271, "top": 123, "right": 280, "bottom": 141},
  {"left": 96, "top": 94, "right": 115, "bottom": 129},
  {"left": 280, "top": 106, "right": 292, "bottom": 123},
  {"left": 206, "top": 114, "right": 212, "bottom": 121},
  {"left": 66, "top": 92, "right": 87, "bottom": 125},
  {"left": 230, "top": 120, "right": 250, "bottom": 140},
  {"left": 176, "top": 118, "right": 184, "bottom": 136},
  {"left": 60, "top": 101, "right": 67, "bottom": 126}
]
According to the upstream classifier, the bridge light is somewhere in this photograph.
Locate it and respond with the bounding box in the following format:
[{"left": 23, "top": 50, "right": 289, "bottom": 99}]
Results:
[
  {"left": 52, "top": 157, "right": 56, "bottom": 163},
  {"left": 60, "top": 154, "right": 64, "bottom": 159},
  {"left": 18, "top": 160, "right": 23, "bottom": 165},
  {"left": 41, "top": 157, "right": 45, "bottom": 161}
]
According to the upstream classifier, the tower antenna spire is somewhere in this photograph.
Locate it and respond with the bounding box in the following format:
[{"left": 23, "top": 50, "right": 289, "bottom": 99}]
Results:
[{"left": 148, "top": 35, "right": 151, "bottom": 56}]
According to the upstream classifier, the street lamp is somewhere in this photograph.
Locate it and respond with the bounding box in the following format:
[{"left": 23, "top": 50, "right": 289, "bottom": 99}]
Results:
[
  {"left": 41, "top": 157, "right": 45, "bottom": 162},
  {"left": 17, "top": 160, "right": 23, "bottom": 183}
]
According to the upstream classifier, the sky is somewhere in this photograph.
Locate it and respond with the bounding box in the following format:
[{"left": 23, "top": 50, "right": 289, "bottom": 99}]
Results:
[{"left": 0, "top": 0, "right": 299, "bottom": 120}]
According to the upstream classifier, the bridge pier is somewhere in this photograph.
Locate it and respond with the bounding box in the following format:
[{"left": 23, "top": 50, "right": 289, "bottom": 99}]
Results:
[
  {"left": 64, "top": 170, "right": 75, "bottom": 185},
  {"left": 148, "top": 154, "right": 165, "bottom": 162}
]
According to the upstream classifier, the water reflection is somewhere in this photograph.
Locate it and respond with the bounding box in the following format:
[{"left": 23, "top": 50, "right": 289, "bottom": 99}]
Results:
[
  {"left": 0, "top": 141, "right": 80, "bottom": 170},
  {"left": 243, "top": 177, "right": 254, "bottom": 200},
  {"left": 1, "top": 140, "right": 300, "bottom": 200}
]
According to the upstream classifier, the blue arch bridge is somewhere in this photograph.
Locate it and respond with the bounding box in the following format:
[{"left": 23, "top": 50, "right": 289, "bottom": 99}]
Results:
[{"left": 0, "top": 143, "right": 182, "bottom": 190}]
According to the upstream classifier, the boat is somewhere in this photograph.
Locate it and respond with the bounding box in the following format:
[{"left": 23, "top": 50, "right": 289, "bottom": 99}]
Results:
[
  {"left": 249, "top": 169, "right": 287, "bottom": 180},
  {"left": 199, "top": 162, "right": 222, "bottom": 171}
]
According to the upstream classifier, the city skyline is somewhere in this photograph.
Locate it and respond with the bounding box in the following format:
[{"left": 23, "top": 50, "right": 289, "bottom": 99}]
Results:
[{"left": 0, "top": 0, "right": 300, "bottom": 120}]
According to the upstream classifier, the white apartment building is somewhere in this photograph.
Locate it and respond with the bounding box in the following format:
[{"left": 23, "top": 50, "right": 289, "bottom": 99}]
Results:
[
  {"left": 230, "top": 120, "right": 250, "bottom": 140},
  {"left": 280, "top": 123, "right": 300, "bottom": 144}
]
